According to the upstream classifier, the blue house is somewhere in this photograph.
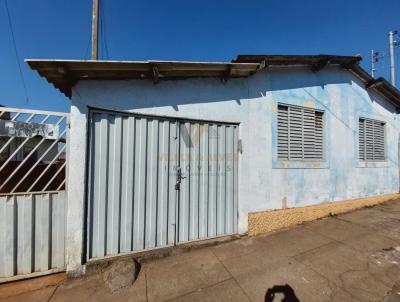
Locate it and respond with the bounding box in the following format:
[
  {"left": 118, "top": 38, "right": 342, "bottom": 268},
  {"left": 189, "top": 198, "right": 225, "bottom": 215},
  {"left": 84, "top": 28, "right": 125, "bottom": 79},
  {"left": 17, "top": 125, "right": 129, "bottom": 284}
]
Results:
[{"left": 28, "top": 54, "right": 400, "bottom": 274}]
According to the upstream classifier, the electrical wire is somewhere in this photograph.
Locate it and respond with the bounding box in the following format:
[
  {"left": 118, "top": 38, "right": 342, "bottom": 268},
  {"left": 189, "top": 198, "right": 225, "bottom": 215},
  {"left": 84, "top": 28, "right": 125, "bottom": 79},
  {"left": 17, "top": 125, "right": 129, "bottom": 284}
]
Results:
[
  {"left": 4, "top": 0, "right": 29, "bottom": 103},
  {"left": 104, "top": 3, "right": 110, "bottom": 59},
  {"left": 100, "top": 4, "right": 104, "bottom": 60},
  {"left": 100, "top": 0, "right": 110, "bottom": 59},
  {"left": 84, "top": 35, "right": 91, "bottom": 60},
  {"left": 371, "top": 50, "right": 388, "bottom": 78}
]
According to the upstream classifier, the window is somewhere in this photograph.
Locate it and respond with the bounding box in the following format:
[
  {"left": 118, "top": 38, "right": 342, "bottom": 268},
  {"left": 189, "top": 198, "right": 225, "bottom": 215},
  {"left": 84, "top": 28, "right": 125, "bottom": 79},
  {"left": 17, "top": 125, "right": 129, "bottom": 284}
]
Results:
[
  {"left": 359, "top": 118, "right": 385, "bottom": 161},
  {"left": 277, "top": 103, "right": 324, "bottom": 161}
]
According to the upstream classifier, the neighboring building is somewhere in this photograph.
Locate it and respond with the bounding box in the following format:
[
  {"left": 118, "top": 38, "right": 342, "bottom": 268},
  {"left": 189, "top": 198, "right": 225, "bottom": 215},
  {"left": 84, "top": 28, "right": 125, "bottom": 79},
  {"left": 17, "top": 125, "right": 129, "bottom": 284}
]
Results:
[
  {"left": 0, "top": 137, "right": 60, "bottom": 162},
  {"left": 28, "top": 55, "right": 400, "bottom": 273},
  {"left": 0, "top": 105, "right": 65, "bottom": 192},
  {"left": 0, "top": 107, "right": 61, "bottom": 162}
]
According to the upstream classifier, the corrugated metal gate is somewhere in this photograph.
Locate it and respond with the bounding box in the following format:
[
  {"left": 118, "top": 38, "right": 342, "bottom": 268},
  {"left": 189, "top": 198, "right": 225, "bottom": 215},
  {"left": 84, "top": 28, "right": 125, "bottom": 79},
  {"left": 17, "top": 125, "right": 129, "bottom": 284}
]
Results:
[
  {"left": 87, "top": 109, "right": 238, "bottom": 260},
  {"left": 0, "top": 192, "right": 66, "bottom": 278}
]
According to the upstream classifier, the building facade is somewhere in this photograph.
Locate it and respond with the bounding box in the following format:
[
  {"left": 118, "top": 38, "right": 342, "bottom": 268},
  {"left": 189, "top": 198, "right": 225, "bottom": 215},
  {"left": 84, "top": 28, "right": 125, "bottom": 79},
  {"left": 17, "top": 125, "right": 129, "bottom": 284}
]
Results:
[{"left": 28, "top": 55, "right": 400, "bottom": 274}]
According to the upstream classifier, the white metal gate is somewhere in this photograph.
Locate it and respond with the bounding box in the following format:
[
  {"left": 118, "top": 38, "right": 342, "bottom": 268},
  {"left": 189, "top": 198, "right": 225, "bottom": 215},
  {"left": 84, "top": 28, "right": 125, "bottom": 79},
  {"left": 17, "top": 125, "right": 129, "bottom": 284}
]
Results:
[
  {"left": 87, "top": 109, "right": 238, "bottom": 260},
  {"left": 0, "top": 107, "right": 68, "bottom": 282}
]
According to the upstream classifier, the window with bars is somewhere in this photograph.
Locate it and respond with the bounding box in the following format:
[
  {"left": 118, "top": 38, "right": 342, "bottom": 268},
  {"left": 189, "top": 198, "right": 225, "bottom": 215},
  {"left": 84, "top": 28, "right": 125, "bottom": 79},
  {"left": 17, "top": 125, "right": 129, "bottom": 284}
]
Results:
[
  {"left": 277, "top": 103, "right": 324, "bottom": 161},
  {"left": 359, "top": 118, "right": 385, "bottom": 161}
]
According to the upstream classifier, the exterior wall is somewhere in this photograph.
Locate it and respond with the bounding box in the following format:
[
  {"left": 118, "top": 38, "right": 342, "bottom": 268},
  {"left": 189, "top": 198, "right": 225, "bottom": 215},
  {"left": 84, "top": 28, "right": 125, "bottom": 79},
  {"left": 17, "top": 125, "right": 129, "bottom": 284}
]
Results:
[{"left": 66, "top": 66, "right": 400, "bottom": 272}]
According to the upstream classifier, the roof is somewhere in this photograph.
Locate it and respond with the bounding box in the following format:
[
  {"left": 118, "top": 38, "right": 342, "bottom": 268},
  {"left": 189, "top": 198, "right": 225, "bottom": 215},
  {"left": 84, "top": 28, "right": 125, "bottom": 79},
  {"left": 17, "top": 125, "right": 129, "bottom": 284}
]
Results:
[
  {"left": 26, "top": 55, "right": 400, "bottom": 110},
  {"left": 26, "top": 60, "right": 260, "bottom": 98}
]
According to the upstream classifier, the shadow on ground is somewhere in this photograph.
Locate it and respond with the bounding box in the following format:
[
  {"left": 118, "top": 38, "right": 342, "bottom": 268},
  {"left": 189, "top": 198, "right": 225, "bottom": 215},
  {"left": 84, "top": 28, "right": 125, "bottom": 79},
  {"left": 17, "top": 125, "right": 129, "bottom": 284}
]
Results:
[{"left": 265, "top": 284, "right": 299, "bottom": 302}]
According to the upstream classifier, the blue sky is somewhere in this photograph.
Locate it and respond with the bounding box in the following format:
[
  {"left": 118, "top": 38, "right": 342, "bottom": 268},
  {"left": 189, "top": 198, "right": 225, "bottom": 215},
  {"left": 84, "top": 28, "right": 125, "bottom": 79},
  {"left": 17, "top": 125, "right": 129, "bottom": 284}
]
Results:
[{"left": 1, "top": 0, "right": 400, "bottom": 113}]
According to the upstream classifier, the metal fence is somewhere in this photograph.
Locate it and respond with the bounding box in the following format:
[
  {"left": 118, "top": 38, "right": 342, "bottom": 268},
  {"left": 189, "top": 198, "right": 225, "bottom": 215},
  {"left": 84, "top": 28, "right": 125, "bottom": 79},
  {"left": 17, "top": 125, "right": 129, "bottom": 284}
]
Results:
[
  {"left": 0, "top": 192, "right": 66, "bottom": 279},
  {"left": 0, "top": 107, "right": 68, "bottom": 281}
]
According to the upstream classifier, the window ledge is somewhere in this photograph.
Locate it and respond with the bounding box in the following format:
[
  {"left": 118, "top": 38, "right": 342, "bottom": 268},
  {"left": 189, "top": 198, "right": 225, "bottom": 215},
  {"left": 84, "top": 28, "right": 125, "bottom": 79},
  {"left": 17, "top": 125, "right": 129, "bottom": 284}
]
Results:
[
  {"left": 358, "top": 161, "right": 389, "bottom": 168},
  {"left": 273, "top": 160, "right": 329, "bottom": 169}
]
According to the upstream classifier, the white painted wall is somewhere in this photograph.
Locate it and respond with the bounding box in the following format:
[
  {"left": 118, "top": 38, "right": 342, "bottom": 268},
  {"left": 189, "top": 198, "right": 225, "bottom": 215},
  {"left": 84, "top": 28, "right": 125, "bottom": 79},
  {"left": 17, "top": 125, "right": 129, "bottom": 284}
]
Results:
[{"left": 66, "top": 66, "right": 400, "bottom": 272}]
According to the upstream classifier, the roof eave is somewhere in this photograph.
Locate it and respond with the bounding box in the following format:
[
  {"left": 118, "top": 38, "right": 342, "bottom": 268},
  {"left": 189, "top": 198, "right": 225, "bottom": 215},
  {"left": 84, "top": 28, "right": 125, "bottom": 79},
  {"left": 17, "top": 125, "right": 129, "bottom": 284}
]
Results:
[
  {"left": 26, "top": 55, "right": 400, "bottom": 110},
  {"left": 26, "top": 59, "right": 261, "bottom": 98}
]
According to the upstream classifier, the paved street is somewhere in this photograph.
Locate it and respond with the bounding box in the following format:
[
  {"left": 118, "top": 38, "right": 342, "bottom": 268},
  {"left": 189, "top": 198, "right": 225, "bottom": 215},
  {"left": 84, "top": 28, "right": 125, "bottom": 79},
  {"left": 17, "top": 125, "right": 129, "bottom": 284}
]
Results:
[{"left": 1, "top": 200, "right": 400, "bottom": 302}]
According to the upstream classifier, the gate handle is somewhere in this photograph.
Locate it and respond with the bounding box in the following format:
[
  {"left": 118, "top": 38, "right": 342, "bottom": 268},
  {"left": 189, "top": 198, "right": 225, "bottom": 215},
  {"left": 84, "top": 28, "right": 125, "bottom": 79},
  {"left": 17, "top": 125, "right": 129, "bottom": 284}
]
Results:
[
  {"left": 175, "top": 167, "right": 186, "bottom": 190},
  {"left": 177, "top": 167, "right": 186, "bottom": 182}
]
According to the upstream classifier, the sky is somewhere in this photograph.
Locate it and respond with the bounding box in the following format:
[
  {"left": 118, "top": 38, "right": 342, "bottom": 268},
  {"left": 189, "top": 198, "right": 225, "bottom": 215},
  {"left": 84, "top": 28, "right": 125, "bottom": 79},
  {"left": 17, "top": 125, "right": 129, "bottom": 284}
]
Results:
[{"left": 1, "top": 0, "right": 400, "bottom": 113}]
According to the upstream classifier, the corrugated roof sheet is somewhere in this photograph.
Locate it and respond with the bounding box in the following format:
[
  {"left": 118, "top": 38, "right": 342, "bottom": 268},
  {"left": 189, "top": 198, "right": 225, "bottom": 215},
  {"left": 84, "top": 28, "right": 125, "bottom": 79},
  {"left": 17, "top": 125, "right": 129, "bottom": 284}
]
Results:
[{"left": 26, "top": 55, "right": 400, "bottom": 110}]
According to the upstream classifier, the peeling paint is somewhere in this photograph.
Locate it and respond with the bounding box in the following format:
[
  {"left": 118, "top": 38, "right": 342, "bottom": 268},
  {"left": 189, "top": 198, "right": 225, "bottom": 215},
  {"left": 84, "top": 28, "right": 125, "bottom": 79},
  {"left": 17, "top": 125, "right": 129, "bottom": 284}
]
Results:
[
  {"left": 305, "top": 100, "right": 315, "bottom": 108},
  {"left": 282, "top": 197, "right": 287, "bottom": 209}
]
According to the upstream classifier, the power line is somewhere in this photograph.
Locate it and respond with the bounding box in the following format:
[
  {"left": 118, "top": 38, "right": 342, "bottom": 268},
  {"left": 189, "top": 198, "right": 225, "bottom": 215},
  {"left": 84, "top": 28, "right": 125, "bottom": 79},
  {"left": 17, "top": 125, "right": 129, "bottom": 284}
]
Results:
[
  {"left": 100, "top": 0, "right": 110, "bottom": 59},
  {"left": 84, "top": 35, "right": 91, "bottom": 59},
  {"left": 4, "top": 0, "right": 29, "bottom": 103},
  {"left": 103, "top": 1, "right": 110, "bottom": 59},
  {"left": 100, "top": 5, "right": 104, "bottom": 60}
]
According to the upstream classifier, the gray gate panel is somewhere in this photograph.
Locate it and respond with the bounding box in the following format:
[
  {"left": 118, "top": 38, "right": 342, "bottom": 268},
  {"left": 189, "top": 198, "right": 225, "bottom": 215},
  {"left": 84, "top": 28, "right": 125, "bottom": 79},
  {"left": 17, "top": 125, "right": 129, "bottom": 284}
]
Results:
[
  {"left": 167, "top": 122, "right": 178, "bottom": 246},
  {"left": 157, "top": 120, "right": 171, "bottom": 247},
  {"left": 189, "top": 123, "right": 200, "bottom": 241},
  {"left": 225, "top": 126, "right": 234, "bottom": 235},
  {"left": 106, "top": 115, "right": 122, "bottom": 256},
  {"left": 17, "top": 194, "right": 33, "bottom": 275},
  {"left": 34, "top": 194, "right": 50, "bottom": 271},
  {"left": 198, "top": 124, "right": 209, "bottom": 239},
  {"left": 145, "top": 119, "right": 158, "bottom": 249},
  {"left": 51, "top": 192, "right": 66, "bottom": 268},
  {"left": 233, "top": 127, "right": 239, "bottom": 233},
  {"left": 90, "top": 113, "right": 108, "bottom": 258},
  {"left": 132, "top": 117, "right": 147, "bottom": 251},
  {"left": 0, "top": 196, "right": 16, "bottom": 277},
  {"left": 208, "top": 124, "right": 218, "bottom": 238},
  {"left": 119, "top": 116, "right": 135, "bottom": 253},
  {"left": 216, "top": 125, "right": 226, "bottom": 236},
  {"left": 178, "top": 122, "right": 190, "bottom": 243},
  {"left": 0, "top": 192, "right": 66, "bottom": 279}
]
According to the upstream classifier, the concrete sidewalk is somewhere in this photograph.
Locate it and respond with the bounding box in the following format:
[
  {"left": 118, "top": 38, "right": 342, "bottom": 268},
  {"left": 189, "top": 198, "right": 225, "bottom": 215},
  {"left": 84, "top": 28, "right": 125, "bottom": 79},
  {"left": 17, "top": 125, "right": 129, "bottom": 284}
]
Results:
[{"left": 1, "top": 200, "right": 400, "bottom": 302}]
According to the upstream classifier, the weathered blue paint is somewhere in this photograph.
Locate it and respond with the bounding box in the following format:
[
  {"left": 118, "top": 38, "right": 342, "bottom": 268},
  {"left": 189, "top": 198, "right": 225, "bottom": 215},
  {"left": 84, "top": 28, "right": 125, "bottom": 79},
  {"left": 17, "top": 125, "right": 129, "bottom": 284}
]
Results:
[{"left": 66, "top": 66, "right": 400, "bottom": 272}]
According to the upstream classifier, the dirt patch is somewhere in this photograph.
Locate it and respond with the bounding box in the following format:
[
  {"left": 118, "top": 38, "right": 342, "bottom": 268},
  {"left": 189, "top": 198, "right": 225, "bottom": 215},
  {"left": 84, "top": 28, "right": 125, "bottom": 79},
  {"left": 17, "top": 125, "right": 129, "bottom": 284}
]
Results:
[
  {"left": 371, "top": 246, "right": 400, "bottom": 266},
  {"left": 102, "top": 258, "right": 140, "bottom": 293}
]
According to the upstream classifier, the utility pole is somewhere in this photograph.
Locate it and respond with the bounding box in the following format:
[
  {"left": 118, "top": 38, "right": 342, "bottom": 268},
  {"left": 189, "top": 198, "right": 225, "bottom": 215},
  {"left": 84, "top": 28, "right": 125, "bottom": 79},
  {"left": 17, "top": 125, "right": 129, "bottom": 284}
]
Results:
[
  {"left": 389, "top": 31, "right": 397, "bottom": 86},
  {"left": 91, "top": 0, "right": 99, "bottom": 60},
  {"left": 371, "top": 49, "right": 376, "bottom": 78}
]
